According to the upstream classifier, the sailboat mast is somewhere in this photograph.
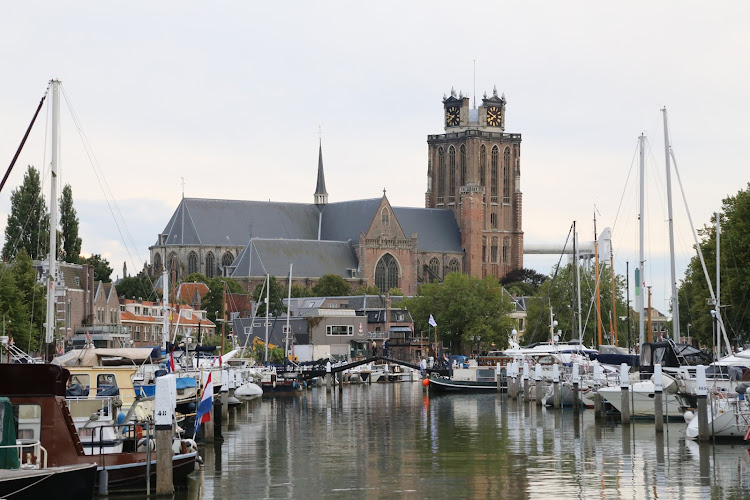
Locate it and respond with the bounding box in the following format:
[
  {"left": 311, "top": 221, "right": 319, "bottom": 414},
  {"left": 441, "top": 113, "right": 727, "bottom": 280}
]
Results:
[
  {"left": 638, "top": 134, "right": 646, "bottom": 348},
  {"left": 264, "top": 273, "right": 270, "bottom": 364},
  {"left": 284, "top": 263, "right": 293, "bottom": 365},
  {"left": 45, "top": 79, "right": 60, "bottom": 356},
  {"left": 574, "top": 225, "right": 582, "bottom": 340},
  {"left": 162, "top": 250, "right": 169, "bottom": 350},
  {"left": 662, "top": 108, "right": 680, "bottom": 342},
  {"left": 594, "top": 212, "right": 602, "bottom": 347},
  {"left": 716, "top": 212, "right": 721, "bottom": 358}
]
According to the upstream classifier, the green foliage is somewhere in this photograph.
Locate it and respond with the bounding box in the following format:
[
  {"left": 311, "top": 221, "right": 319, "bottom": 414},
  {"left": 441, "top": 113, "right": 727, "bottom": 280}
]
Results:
[
  {"left": 312, "top": 274, "right": 351, "bottom": 297},
  {"left": 59, "top": 184, "right": 82, "bottom": 264},
  {"left": 524, "top": 263, "right": 628, "bottom": 348},
  {"left": 352, "top": 284, "right": 381, "bottom": 295},
  {"left": 387, "top": 287, "right": 404, "bottom": 297},
  {"left": 0, "top": 249, "right": 46, "bottom": 352},
  {"left": 501, "top": 267, "right": 547, "bottom": 297},
  {"left": 81, "top": 254, "right": 113, "bottom": 282},
  {"left": 117, "top": 272, "right": 160, "bottom": 301},
  {"left": 403, "top": 272, "right": 515, "bottom": 353},
  {"left": 253, "top": 276, "right": 286, "bottom": 317},
  {"left": 187, "top": 276, "right": 246, "bottom": 323},
  {"left": 2, "top": 166, "right": 50, "bottom": 261},
  {"left": 289, "top": 284, "right": 314, "bottom": 298},
  {"left": 678, "top": 184, "right": 750, "bottom": 347}
]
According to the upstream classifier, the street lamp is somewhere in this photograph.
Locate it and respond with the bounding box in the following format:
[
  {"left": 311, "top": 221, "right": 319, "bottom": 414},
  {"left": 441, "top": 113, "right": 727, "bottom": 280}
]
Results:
[{"left": 476, "top": 335, "right": 481, "bottom": 355}]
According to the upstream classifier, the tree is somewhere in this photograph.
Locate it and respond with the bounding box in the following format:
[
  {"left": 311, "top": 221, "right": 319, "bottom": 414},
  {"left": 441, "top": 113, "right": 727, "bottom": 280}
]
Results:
[
  {"left": 2, "top": 165, "right": 50, "bottom": 261},
  {"left": 253, "top": 277, "right": 286, "bottom": 317},
  {"left": 201, "top": 276, "right": 245, "bottom": 323},
  {"left": 352, "top": 284, "right": 381, "bottom": 295},
  {"left": 387, "top": 287, "right": 404, "bottom": 296},
  {"left": 81, "top": 254, "right": 113, "bottom": 282},
  {"left": 678, "top": 184, "right": 750, "bottom": 348},
  {"left": 289, "top": 284, "right": 314, "bottom": 298},
  {"left": 500, "top": 268, "right": 547, "bottom": 297},
  {"left": 403, "top": 273, "right": 515, "bottom": 353},
  {"left": 117, "top": 272, "right": 160, "bottom": 301},
  {"left": 59, "top": 184, "right": 82, "bottom": 263},
  {"left": 10, "top": 249, "right": 46, "bottom": 351},
  {"left": 524, "top": 263, "right": 628, "bottom": 348},
  {"left": 312, "top": 274, "right": 351, "bottom": 297}
]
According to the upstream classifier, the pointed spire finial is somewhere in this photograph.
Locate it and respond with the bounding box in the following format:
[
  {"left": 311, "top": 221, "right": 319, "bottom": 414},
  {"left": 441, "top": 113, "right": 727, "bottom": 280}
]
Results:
[
  {"left": 314, "top": 138, "right": 328, "bottom": 206},
  {"left": 450, "top": 86, "right": 456, "bottom": 98},
  {"left": 459, "top": 90, "right": 463, "bottom": 99},
  {"left": 383, "top": 188, "right": 386, "bottom": 197},
  {"left": 501, "top": 92, "right": 506, "bottom": 101},
  {"left": 493, "top": 85, "right": 498, "bottom": 97},
  {"left": 483, "top": 90, "right": 487, "bottom": 99}
]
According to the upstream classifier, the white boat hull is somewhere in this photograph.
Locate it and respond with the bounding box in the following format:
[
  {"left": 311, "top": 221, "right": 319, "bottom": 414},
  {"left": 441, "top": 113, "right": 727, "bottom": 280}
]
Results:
[{"left": 597, "top": 382, "right": 684, "bottom": 418}]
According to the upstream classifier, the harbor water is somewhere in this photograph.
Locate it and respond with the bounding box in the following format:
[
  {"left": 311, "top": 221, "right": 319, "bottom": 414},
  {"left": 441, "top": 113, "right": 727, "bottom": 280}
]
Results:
[{"left": 171, "top": 383, "right": 750, "bottom": 499}]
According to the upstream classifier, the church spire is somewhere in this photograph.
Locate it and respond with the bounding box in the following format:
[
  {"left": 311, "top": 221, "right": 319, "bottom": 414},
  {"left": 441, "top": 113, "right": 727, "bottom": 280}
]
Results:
[{"left": 314, "top": 139, "right": 328, "bottom": 206}]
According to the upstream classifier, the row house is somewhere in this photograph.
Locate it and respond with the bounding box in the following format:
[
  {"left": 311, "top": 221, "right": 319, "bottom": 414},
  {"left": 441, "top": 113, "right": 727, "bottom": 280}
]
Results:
[{"left": 119, "top": 299, "right": 216, "bottom": 348}]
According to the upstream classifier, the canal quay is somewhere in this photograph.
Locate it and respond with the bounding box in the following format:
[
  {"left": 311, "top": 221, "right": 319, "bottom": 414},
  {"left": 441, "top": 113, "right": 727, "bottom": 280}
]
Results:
[{"left": 161, "top": 382, "right": 748, "bottom": 499}]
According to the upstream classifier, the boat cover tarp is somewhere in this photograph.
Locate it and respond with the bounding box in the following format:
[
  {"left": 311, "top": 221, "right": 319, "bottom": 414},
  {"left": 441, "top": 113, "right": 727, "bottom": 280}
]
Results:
[
  {"left": 52, "top": 348, "right": 157, "bottom": 366},
  {"left": 0, "top": 398, "right": 19, "bottom": 469},
  {"left": 587, "top": 352, "right": 640, "bottom": 367}
]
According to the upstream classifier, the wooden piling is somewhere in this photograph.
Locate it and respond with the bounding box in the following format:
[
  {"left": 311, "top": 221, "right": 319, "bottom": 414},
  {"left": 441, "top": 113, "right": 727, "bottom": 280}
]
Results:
[
  {"left": 156, "top": 426, "right": 173, "bottom": 495},
  {"left": 696, "top": 365, "right": 709, "bottom": 442},
  {"left": 572, "top": 362, "right": 580, "bottom": 415},
  {"left": 619, "top": 363, "right": 630, "bottom": 425},
  {"left": 654, "top": 364, "right": 664, "bottom": 433},
  {"left": 552, "top": 364, "right": 560, "bottom": 409},
  {"left": 534, "top": 365, "right": 543, "bottom": 406}
]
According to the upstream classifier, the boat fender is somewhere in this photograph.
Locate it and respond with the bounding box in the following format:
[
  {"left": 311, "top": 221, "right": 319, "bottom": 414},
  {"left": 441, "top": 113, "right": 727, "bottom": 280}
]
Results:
[
  {"left": 135, "top": 425, "right": 144, "bottom": 440},
  {"left": 292, "top": 380, "right": 297, "bottom": 388},
  {"left": 683, "top": 410, "right": 695, "bottom": 423}
]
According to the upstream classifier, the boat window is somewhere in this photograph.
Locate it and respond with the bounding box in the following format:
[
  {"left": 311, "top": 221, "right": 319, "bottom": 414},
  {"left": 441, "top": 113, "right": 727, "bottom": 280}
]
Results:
[
  {"left": 97, "top": 374, "right": 118, "bottom": 388},
  {"left": 13, "top": 404, "right": 41, "bottom": 442},
  {"left": 69, "top": 374, "right": 91, "bottom": 391},
  {"left": 327, "top": 325, "right": 353, "bottom": 336}
]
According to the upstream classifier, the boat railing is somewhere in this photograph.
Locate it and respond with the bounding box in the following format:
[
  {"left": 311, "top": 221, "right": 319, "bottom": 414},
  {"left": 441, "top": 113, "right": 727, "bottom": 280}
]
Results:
[
  {"left": 0, "top": 440, "right": 48, "bottom": 469},
  {"left": 67, "top": 396, "right": 115, "bottom": 419},
  {"left": 79, "top": 420, "right": 151, "bottom": 455}
]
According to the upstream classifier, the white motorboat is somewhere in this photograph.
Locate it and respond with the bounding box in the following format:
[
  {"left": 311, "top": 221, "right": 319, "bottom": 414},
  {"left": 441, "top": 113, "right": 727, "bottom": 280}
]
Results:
[
  {"left": 685, "top": 394, "right": 750, "bottom": 439},
  {"left": 596, "top": 377, "right": 684, "bottom": 418}
]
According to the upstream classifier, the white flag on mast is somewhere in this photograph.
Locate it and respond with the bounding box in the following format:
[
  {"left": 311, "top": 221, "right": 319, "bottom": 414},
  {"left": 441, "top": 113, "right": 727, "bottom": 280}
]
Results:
[{"left": 428, "top": 315, "right": 437, "bottom": 327}]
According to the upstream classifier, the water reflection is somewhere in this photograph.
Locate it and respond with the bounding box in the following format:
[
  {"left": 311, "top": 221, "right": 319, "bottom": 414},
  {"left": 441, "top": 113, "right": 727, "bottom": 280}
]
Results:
[{"left": 138, "top": 383, "right": 750, "bottom": 499}]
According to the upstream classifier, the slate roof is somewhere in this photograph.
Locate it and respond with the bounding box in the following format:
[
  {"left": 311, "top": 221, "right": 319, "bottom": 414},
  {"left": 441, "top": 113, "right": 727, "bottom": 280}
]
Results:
[
  {"left": 391, "top": 207, "right": 462, "bottom": 253},
  {"left": 319, "top": 199, "right": 381, "bottom": 243},
  {"left": 158, "top": 198, "right": 320, "bottom": 246},
  {"left": 231, "top": 239, "right": 359, "bottom": 278}
]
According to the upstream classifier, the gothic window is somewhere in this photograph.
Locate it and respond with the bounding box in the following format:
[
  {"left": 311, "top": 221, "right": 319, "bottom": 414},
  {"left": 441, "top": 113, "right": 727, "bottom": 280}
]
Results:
[
  {"left": 448, "top": 146, "right": 456, "bottom": 197},
  {"left": 491, "top": 145, "right": 499, "bottom": 198},
  {"left": 222, "top": 251, "right": 234, "bottom": 267},
  {"left": 448, "top": 258, "right": 460, "bottom": 274},
  {"left": 168, "top": 252, "right": 179, "bottom": 281},
  {"left": 437, "top": 147, "right": 445, "bottom": 201},
  {"left": 482, "top": 237, "right": 487, "bottom": 263},
  {"left": 428, "top": 257, "right": 440, "bottom": 282},
  {"left": 480, "top": 145, "right": 487, "bottom": 187},
  {"left": 205, "top": 252, "right": 215, "bottom": 278},
  {"left": 503, "top": 147, "right": 511, "bottom": 203},
  {"left": 491, "top": 237, "right": 499, "bottom": 263},
  {"left": 459, "top": 144, "right": 467, "bottom": 187},
  {"left": 153, "top": 252, "right": 162, "bottom": 273},
  {"left": 187, "top": 251, "right": 198, "bottom": 275},
  {"left": 375, "top": 253, "right": 399, "bottom": 292},
  {"left": 490, "top": 213, "right": 498, "bottom": 229},
  {"left": 503, "top": 237, "right": 511, "bottom": 263},
  {"left": 381, "top": 207, "right": 390, "bottom": 226}
]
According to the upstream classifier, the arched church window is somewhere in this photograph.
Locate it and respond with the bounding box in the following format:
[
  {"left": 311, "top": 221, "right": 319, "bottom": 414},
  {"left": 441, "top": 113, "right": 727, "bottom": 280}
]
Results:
[
  {"left": 491, "top": 237, "right": 499, "bottom": 263},
  {"left": 480, "top": 145, "right": 487, "bottom": 187},
  {"left": 448, "top": 258, "right": 460, "bottom": 274},
  {"left": 503, "top": 147, "right": 511, "bottom": 203},
  {"left": 222, "top": 251, "right": 234, "bottom": 267},
  {"left": 437, "top": 147, "right": 445, "bottom": 201},
  {"left": 459, "top": 144, "right": 467, "bottom": 187},
  {"left": 482, "top": 237, "right": 487, "bottom": 263},
  {"left": 491, "top": 145, "right": 499, "bottom": 197},
  {"left": 205, "top": 252, "right": 215, "bottom": 278},
  {"left": 448, "top": 146, "right": 456, "bottom": 197},
  {"left": 187, "top": 252, "right": 198, "bottom": 275},
  {"left": 153, "top": 253, "right": 162, "bottom": 273},
  {"left": 381, "top": 207, "right": 390, "bottom": 226},
  {"left": 375, "top": 253, "right": 399, "bottom": 292},
  {"left": 503, "top": 237, "right": 511, "bottom": 263},
  {"left": 428, "top": 257, "right": 440, "bottom": 282}
]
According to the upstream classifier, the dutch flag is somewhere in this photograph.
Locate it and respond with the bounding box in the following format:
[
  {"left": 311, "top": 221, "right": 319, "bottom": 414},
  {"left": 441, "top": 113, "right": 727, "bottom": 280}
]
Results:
[{"left": 194, "top": 372, "right": 213, "bottom": 435}]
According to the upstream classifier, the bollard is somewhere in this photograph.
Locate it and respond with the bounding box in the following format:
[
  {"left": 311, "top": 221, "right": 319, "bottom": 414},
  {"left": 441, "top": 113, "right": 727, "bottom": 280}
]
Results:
[
  {"left": 654, "top": 364, "right": 664, "bottom": 432},
  {"left": 619, "top": 363, "right": 630, "bottom": 425},
  {"left": 522, "top": 361, "right": 530, "bottom": 403},
  {"left": 535, "top": 364, "right": 543, "bottom": 406},
  {"left": 338, "top": 371, "right": 343, "bottom": 393},
  {"left": 552, "top": 363, "right": 560, "bottom": 409},
  {"left": 326, "top": 361, "right": 332, "bottom": 393},
  {"left": 696, "top": 365, "right": 709, "bottom": 442},
  {"left": 593, "top": 364, "right": 602, "bottom": 419},
  {"left": 496, "top": 362, "right": 502, "bottom": 393},
  {"left": 572, "top": 362, "right": 580, "bottom": 414}
]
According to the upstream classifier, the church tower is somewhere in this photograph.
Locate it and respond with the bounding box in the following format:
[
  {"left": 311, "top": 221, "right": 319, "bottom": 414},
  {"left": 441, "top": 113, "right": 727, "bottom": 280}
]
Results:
[
  {"left": 314, "top": 140, "right": 328, "bottom": 206},
  {"left": 425, "top": 86, "right": 523, "bottom": 280}
]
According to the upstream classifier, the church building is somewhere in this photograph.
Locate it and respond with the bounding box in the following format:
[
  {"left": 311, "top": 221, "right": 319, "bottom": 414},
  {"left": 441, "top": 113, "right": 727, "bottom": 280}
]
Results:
[{"left": 149, "top": 87, "right": 523, "bottom": 294}]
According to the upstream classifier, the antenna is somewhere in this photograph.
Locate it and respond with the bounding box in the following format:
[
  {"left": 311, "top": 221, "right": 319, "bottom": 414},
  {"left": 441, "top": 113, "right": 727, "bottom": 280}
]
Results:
[{"left": 473, "top": 59, "right": 476, "bottom": 109}]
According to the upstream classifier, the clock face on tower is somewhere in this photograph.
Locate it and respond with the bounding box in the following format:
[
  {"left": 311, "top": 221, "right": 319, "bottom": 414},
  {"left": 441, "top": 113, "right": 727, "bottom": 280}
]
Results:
[
  {"left": 445, "top": 106, "right": 460, "bottom": 127},
  {"left": 487, "top": 106, "right": 502, "bottom": 127}
]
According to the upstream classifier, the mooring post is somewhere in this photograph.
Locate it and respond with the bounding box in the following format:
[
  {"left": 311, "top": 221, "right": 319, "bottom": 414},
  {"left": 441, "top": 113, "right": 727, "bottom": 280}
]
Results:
[
  {"left": 509, "top": 362, "right": 517, "bottom": 400},
  {"left": 572, "top": 362, "right": 580, "bottom": 414},
  {"left": 552, "top": 363, "right": 560, "bottom": 409},
  {"left": 535, "top": 364, "right": 544, "bottom": 406},
  {"left": 593, "top": 363, "right": 602, "bottom": 419},
  {"left": 155, "top": 375, "right": 176, "bottom": 496},
  {"left": 338, "top": 368, "right": 343, "bottom": 393},
  {"left": 522, "top": 361, "right": 530, "bottom": 403},
  {"left": 620, "top": 362, "right": 630, "bottom": 425},
  {"left": 496, "top": 362, "right": 502, "bottom": 393},
  {"left": 696, "top": 364, "right": 709, "bottom": 442},
  {"left": 326, "top": 361, "right": 332, "bottom": 393},
  {"left": 221, "top": 368, "right": 229, "bottom": 422},
  {"left": 654, "top": 363, "right": 664, "bottom": 432}
]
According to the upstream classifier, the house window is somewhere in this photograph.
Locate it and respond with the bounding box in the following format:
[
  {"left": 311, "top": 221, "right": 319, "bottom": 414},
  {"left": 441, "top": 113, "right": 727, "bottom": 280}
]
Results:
[
  {"left": 375, "top": 253, "right": 399, "bottom": 292},
  {"left": 134, "top": 326, "right": 140, "bottom": 341},
  {"left": 135, "top": 306, "right": 141, "bottom": 315},
  {"left": 326, "top": 325, "right": 353, "bottom": 336},
  {"left": 283, "top": 325, "right": 291, "bottom": 334}
]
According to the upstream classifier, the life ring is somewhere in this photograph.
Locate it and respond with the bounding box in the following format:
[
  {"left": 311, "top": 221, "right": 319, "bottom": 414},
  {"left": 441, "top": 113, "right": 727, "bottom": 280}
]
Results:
[{"left": 135, "top": 425, "right": 144, "bottom": 440}]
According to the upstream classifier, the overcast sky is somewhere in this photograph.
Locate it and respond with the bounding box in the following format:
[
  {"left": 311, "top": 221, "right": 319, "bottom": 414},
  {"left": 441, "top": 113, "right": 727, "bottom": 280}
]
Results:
[{"left": 1, "top": 2, "right": 748, "bottom": 328}]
